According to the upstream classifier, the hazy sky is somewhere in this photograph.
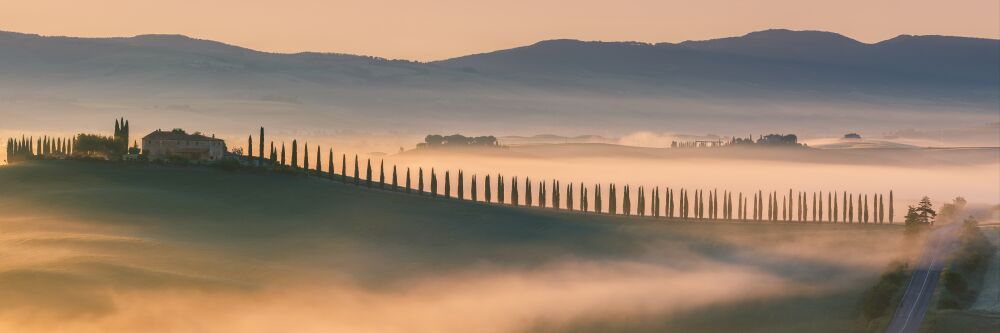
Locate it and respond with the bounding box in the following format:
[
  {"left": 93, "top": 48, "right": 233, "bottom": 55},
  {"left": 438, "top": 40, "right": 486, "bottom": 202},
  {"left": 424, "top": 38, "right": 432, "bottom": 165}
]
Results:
[{"left": 2, "top": 0, "right": 997, "bottom": 61}]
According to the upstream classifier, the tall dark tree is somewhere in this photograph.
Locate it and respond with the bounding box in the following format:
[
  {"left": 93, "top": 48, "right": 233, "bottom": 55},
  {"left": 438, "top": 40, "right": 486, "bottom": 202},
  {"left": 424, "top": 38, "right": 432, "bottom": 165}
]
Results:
[
  {"left": 635, "top": 186, "right": 643, "bottom": 216},
  {"left": 315, "top": 145, "right": 322, "bottom": 175},
  {"left": 552, "top": 181, "right": 560, "bottom": 210},
  {"left": 303, "top": 143, "right": 309, "bottom": 171},
  {"left": 567, "top": 183, "right": 574, "bottom": 211},
  {"left": 353, "top": 155, "right": 360, "bottom": 186},
  {"left": 280, "top": 143, "right": 286, "bottom": 166},
  {"left": 458, "top": 170, "right": 464, "bottom": 199},
  {"left": 248, "top": 135, "right": 253, "bottom": 159},
  {"left": 510, "top": 176, "right": 518, "bottom": 205},
  {"left": 497, "top": 175, "right": 505, "bottom": 204},
  {"left": 539, "top": 181, "right": 547, "bottom": 208},
  {"left": 844, "top": 192, "right": 849, "bottom": 223},
  {"left": 379, "top": 160, "right": 385, "bottom": 189},
  {"left": 445, "top": 170, "right": 451, "bottom": 198},
  {"left": 581, "top": 183, "right": 587, "bottom": 213},
  {"left": 833, "top": 191, "right": 839, "bottom": 222},
  {"left": 328, "top": 149, "right": 334, "bottom": 179},
  {"left": 291, "top": 140, "right": 298, "bottom": 169},
  {"left": 471, "top": 174, "right": 478, "bottom": 201},
  {"left": 524, "top": 177, "right": 532, "bottom": 206},
  {"left": 342, "top": 155, "right": 347, "bottom": 183},
  {"left": 430, "top": 168, "right": 437, "bottom": 197},
  {"left": 594, "top": 184, "right": 601, "bottom": 213},
  {"left": 849, "top": 194, "right": 854, "bottom": 223},
  {"left": 392, "top": 165, "right": 398, "bottom": 190},
  {"left": 484, "top": 174, "right": 492, "bottom": 202},
  {"left": 622, "top": 184, "right": 632, "bottom": 216},
  {"left": 271, "top": 142, "right": 277, "bottom": 167},
  {"left": 365, "top": 159, "right": 372, "bottom": 188},
  {"left": 406, "top": 167, "right": 412, "bottom": 193}
]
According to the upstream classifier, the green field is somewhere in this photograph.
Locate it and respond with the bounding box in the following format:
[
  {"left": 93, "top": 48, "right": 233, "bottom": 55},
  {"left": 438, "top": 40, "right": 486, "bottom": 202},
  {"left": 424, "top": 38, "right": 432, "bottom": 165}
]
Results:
[{"left": 0, "top": 161, "right": 909, "bottom": 333}]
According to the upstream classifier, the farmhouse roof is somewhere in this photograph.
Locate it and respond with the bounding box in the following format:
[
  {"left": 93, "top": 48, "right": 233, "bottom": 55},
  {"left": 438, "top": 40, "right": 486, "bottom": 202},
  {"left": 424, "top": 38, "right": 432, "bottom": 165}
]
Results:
[{"left": 142, "top": 129, "right": 222, "bottom": 141}]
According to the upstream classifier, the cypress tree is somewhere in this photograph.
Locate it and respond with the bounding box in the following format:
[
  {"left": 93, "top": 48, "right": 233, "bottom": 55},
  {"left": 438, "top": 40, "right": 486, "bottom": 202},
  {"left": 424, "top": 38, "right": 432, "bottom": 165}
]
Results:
[
  {"left": 818, "top": 192, "right": 823, "bottom": 222},
  {"left": 497, "top": 175, "right": 504, "bottom": 204},
  {"left": 365, "top": 159, "right": 372, "bottom": 188},
  {"left": 379, "top": 160, "right": 385, "bottom": 189},
  {"left": 594, "top": 184, "right": 601, "bottom": 213},
  {"left": 567, "top": 183, "right": 574, "bottom": 211},
  {"left": 510, "top": 176, "right": 517, "bottom": 205},
  {"left": 833, "top": 192, "right": 838, "bottom": 222},
  {"left": 291, "top": 140, "right": 298, "bottom": 169},
  {"left": 248, "top": 135, "right": 253, "bottom": 159},
  {"left": 539, "top": 181, "right": 547, "bottom": 208},
  {"left": 430, "top": 169, "right": 437, "bottom": 197},
  {"left": 342, "top": 155, "right": 347, "bottom": 183},
  {"left": 328, "top": 149, "right": 334, "bottom": 179},
  {"left": 392, "top": 165, "right": 398, "bottom": 190},
  {"left": 484, "top": 175, "right": 491, "bottom": 202},
  {"left": 353, "top": 155, "right": 360, "bottom": 186},
  {"left": 445, "top": 170, "right": 451, "bottom": 198},
  {"left": 280, "top": 143, "right": 286, "bottom": 166},
  {"left": 271, "top": 142, "right": 277, "bottom": 167},
  {"left": 315, "top": 145, "right": 322, "bottom": 175},
  {"left": 768, "top": 193, "right": 773, "bottom": 221},
  {"left": 524, "top": 177, "right": 532, "bottom": 206},
  {"left": 303, "top": 143, "right": 309, "bottom": 171},
  {"left": 844, "top": 192, "right": 849, "bottom": 223},
  {"left": 849, "top": 194, "right": 854, "bottom": 223},
  {"left": 581, "top": 183, "right": 587, "bottom": 212},
  {"left": 827, "top": 192, "right": 832, "bottom": 222},
  {"left": 419, "top": 168, "right": 425, "bottom": 194},
  {"left": 636, "top": 186, "right": 643, "bottom": 216},
  {"left": 552, "top": 181, "right": 559, "bottom": 210},
  {"left": 471, "top": 174, "right": 478, "bottom": 201},
  {"left": 406, "top": 167, "right": 412, "bottom": 193},
  {"left": 458, "top": 170, "right": 464, "bottom": 199}
]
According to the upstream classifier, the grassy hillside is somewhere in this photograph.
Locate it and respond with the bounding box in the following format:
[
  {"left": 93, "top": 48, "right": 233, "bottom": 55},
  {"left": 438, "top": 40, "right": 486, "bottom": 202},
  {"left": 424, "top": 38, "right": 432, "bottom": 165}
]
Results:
[{"left": 0, "top": 161, "right": 909, "bottom": 332}]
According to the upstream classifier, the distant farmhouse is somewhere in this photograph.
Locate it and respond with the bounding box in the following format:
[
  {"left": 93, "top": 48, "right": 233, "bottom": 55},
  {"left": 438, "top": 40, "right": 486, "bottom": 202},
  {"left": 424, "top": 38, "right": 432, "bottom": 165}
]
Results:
[{"left": 142, "top": 129, "right": 227, "bottom": 161}]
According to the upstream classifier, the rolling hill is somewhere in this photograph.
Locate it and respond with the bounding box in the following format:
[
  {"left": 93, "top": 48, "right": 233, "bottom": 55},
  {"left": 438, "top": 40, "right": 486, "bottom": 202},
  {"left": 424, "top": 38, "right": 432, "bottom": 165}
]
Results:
[
  {"left": 0, "top": 29, "right": 996, "bottom": 139},
  {"left": 0, "top": 160, "right": 909, "bottom": 332}
]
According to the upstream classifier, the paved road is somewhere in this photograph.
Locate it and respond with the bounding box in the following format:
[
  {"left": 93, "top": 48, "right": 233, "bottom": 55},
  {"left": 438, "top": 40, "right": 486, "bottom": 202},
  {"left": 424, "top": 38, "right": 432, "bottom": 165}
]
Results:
[{"left": 884, "top": 224, "right": 961, "bottom": 333}]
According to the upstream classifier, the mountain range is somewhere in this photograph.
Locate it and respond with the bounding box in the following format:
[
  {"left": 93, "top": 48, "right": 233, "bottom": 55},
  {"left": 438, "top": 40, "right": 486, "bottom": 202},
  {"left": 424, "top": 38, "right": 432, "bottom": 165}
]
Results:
[{"left": 0, "top": 29, "right": 996, "bottom": 140}]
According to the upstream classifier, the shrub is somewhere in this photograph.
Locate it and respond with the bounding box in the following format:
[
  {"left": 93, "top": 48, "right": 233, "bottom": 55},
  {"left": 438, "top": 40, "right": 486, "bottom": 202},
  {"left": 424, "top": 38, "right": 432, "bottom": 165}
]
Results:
[{"left": 861, "top": 261, "right": 909, "bottom": 321}]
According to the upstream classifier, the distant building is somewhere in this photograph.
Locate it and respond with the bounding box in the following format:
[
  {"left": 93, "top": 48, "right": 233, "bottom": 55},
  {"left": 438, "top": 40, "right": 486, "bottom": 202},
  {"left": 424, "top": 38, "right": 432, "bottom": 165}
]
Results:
[
  {"left": 843, "top": 133, "right": 862, "bottom": 139},
  {"left": 142, "top": 129, "right": 227, "bottom": 161}
]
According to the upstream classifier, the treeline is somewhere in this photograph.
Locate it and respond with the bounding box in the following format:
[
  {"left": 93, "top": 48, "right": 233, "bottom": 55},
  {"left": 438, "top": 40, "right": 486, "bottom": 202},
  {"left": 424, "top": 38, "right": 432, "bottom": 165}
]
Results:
[
  {"left": 5, "top": 118, "right": 130, "bottom": 163},
  {"left": 246, "top": 128, "right": 896, "bottom": 223},
  {"left": 6, "top": 135, "right": 76, "bottom": 162},
  {"left": 418, "top": 134, "right": 498, "bottom": 148}
]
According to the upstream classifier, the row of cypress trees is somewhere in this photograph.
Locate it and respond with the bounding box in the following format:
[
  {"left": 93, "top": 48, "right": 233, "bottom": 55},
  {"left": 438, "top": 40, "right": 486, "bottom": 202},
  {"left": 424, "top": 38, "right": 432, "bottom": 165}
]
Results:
[
  {"left": 247, "top": 127, "right": 896, "bottom": 223},
  {"left": 6, "top": 135, "right": 76, "bottom": 163}
]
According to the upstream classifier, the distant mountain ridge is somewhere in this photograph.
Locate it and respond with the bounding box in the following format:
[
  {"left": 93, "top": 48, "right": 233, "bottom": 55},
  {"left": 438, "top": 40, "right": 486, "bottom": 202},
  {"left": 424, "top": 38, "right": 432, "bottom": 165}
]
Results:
[
  {"left": 434, "top": 29, "right": 998, "bottom": 89},
  {"left": 0, "top": 29, "right": 996, "bottom": 136}
]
